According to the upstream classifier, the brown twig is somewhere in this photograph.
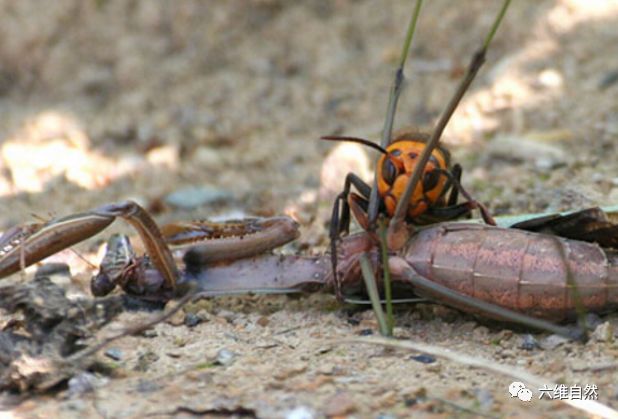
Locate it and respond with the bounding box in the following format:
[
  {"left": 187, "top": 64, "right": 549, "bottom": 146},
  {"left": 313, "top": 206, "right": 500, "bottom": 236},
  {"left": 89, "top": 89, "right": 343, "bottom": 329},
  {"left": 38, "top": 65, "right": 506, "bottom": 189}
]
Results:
[
  {"left": 388, "top": 0, "right": 511, "bottom": 240},
  {"left": 65, "top": 287, "right": 196, "bottom": 365},
  {"left": 367, "top": 0, "right": 424, "bottom": 224}
]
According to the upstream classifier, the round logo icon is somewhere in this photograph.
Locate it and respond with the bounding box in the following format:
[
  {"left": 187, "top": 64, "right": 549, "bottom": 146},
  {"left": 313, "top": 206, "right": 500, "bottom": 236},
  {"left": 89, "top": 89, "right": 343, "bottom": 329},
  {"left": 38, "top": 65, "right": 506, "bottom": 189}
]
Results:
[
  {"left": 508, "top": 382, "right": 525, "bottom": 398},
  {"left": 518, "top": 388, "right": 532, "bottom": 402},
  {"left": 508, "top": 382, "right": 532, "bottom": 402}
]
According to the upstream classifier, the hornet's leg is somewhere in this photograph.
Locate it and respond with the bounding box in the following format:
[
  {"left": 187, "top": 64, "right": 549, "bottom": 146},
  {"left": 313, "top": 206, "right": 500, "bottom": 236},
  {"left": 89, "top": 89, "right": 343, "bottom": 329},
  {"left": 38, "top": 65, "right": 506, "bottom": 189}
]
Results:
[
  {"left": 330, "top": 173, "right": 372, "bottom": 238},
  {"left": 445, "top": 163, "right": 462, "bottom": 206},
  {"left": 330, "top": 173, "right": 373, "bottom": 300},
  {"left": 427, "top": 168, "right": 496, "bottom": 225}
]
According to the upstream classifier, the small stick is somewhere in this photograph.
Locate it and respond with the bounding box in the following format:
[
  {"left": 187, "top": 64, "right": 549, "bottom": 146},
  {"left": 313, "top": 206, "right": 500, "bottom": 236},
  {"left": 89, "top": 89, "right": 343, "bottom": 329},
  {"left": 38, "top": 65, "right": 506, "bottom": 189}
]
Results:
[
  {"left": 19, "top": 240, "right": 26, "bottom": 283},
  {"left": 436, "top": 168, "right": 496, "bottom": 225},
  {"left": 399, "top": 264, "right": 585, "bottom": 341},
  {"left": 69, "top": 247, "right": 99, "bottom": 270},
  {"left": 378, "top": 216, "right": 394, "bottom": 334},
  {"left": 65, "top": 287, "right": 196, "bottom": 365},
  {"left": 379, "top": 0, "right": 423, "bottom": 150},
  {"left": 359, "top": 253, "right": 389, "bottom": 336},
  {"left": 389, "top": 0, "right": 510, "bottom": 238},
  {"left": 553, "top": 236, "right": 589, "bottom": 340},
  {"left": 344, "top": 336, "right": 618, "bottom": 419}
]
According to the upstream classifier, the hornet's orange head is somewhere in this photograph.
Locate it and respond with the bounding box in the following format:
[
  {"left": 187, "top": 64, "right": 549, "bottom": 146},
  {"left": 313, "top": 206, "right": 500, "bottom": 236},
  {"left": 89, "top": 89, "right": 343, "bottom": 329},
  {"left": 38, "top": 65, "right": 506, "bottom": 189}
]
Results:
[{"left": 376, "top": 132, "right": 451, "bottom": 219}]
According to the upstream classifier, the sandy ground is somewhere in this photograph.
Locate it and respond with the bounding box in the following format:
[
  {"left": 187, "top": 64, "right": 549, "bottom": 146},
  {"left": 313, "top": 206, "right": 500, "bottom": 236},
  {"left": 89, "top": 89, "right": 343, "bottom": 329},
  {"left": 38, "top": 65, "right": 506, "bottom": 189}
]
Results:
[{"left": 1, "top": 0, "right": 618, "bottom": 417}]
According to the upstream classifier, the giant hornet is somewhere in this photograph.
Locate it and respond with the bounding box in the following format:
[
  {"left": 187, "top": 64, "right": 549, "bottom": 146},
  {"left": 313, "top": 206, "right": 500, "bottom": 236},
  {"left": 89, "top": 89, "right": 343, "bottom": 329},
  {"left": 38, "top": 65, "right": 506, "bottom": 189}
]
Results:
[
  {"left": 321, "top": 128, "right": 496, "bottom": 299},
  {"left": 322, "top": 130, "right": 494, "bottom": 235}
]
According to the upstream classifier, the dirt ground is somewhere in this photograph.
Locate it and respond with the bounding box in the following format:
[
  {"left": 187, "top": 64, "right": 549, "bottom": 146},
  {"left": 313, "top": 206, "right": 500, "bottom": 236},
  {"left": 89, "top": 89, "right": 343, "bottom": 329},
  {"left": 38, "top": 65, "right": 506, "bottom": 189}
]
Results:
[{"left": 1, "top": 0, "right": 618, "bottom": 418}]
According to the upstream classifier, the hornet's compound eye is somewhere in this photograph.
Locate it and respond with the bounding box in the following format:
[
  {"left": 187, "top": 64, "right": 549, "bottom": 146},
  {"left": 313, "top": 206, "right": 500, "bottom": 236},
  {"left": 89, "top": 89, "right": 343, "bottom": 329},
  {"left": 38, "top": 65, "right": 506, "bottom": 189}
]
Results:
[
  {"left": 381, "top": 158, "right": 399, "bottom": 186},
  {"left": 422, "top": 169, "right": 441, "bottom": 192}
]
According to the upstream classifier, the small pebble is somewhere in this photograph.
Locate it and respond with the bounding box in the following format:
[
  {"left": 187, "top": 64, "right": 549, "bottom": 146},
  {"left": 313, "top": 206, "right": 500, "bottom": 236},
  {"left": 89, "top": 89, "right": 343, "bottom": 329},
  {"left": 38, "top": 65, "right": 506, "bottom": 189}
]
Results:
[
  {"left": 499, "top": 349, "right": 516, "bottom": 359},
  {"left": 410, "top": 354, "right": 436, "bottom": 364},
  {"left": 216, "top": 310, "right": 238, "bottom": 323},
  {"left": 346, "top": 318, "right": 361, "bottom": 326},
  {"left": 65, "top": 400, "right": 88, "bottom": 412},
  {"left": 193, "top": 146, "right": 224, "bottom": 169},
  {"left": 142, "top": 330, "right": 158, "bottom": 338},
  {"left": 540, "top": 334, "right": 568, "bottom": 350},
  {"left": 274, "top": 363, "right": 307, "bottom": 380},
  {"left": 196, "top": 310, "right": 212, "bottom": 322},
  {"left": 535, "top": 157, "right": 560, "bottom": 171},
  {"left": 134, "top": 351, "right": 159, "bottom": 372},
  {"left": 67, "top": 372, "right": 98, "bottom": 397},
  {"left": 166, "top": 306, "right": 186, "bottom": 326},
  {"left": 472, "top": 325, "right": 489, "bottom": 340},
  {"left": 184, "top": 312, "right": 202, "bottom": 328},
  {"left": 431, "top": 305, "right": 459, "bottom": 323},
  {"left": 545, "top": 359, "right": 566, "bottom": 374},
  {"left": 585, "top": 313, "right": 604, "bottom": 329},
  {"left": 592, "top": 321, "right": 614, "bottom": 343},
  {"left": 404, "top": 397, "right": 418, "bottom": 407},
  {"left": 285, "top": 406, "right": 315, "bottom": 419},
  {"left": 520, "top": 334, "right": 540, "bottom": 351},
  {"left": 473, "top": 388, "right": 494, "bottom": 411},
  {"left": 537, "top": 68, "right": 563, "bottom": 89},
  {"left": 323, "top": 392, "right": 357, "bottom": 417},
  {"left": 358, "top": 328, "right": 373, "bottom": 336},
  {"left": 215, "top": 348, "right": 237, "bottom": 366},
  {"left": 136, "top": 379, "right": 162, "bottom": 393},
  {"left": 146, "top": 144, "right": 178, "bottom": 168},
  {"left": 104, "top": 348, "right": 123, "bottom": 361},
  {"left": 599, "top": 69, "right": 618, "bottom": 90}
]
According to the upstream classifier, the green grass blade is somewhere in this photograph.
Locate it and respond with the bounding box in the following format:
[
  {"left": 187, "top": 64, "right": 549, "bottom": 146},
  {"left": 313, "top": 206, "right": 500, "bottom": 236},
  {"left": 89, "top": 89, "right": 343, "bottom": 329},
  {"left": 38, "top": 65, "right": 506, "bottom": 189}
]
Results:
[
  {"left": 359, "top": 253, "right": 390, "bottom": 336},
  {"left": 378, "top": 217, "right": 394, "bottom": 334}
]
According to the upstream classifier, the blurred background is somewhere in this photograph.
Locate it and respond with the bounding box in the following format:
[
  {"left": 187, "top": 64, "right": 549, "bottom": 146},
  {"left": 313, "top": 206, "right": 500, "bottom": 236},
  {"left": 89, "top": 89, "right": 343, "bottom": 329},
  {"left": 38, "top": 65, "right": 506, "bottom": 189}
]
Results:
[{"left": 0, "top": 0, "right": 617, "bottom": 241}]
